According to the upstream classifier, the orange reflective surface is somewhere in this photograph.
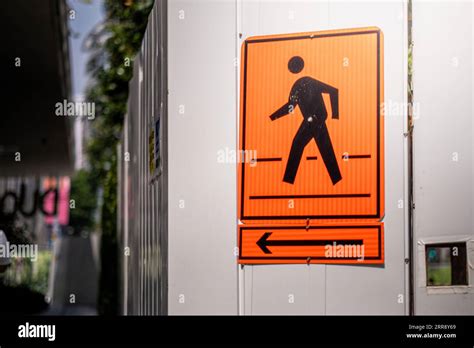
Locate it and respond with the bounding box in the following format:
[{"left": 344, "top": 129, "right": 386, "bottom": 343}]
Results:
[
  {"left": 238, "top": 27, "right": 384, "bottom": 223},
  {"left": 238, "top": 223, "right": 384, "bottom": 265}
]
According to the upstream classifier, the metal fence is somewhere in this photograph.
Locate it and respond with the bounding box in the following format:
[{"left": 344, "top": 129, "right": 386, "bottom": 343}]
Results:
[{"left": 119, "top": 0, "right": 168, "bottom": 315}]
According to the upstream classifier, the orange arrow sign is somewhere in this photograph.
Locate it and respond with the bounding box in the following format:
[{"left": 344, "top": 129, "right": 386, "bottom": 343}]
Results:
[{"left": 239, "top": 223, "right": 384, "bottom": 264}]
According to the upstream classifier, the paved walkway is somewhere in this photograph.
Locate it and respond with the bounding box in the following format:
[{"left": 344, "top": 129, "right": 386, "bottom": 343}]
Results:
[{"left": 42, "top": 233, "right": 100, "bottom": 315}]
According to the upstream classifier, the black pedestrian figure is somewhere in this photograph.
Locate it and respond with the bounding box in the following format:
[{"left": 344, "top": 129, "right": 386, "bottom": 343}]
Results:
[{"left": 270, "top": 56, "right": 342, "bottom": 185}]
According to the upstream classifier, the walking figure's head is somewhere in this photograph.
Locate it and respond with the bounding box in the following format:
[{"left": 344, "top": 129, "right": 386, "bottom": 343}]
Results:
[{"left": 288, "top": 56, "right": 304, "bottom": 74}]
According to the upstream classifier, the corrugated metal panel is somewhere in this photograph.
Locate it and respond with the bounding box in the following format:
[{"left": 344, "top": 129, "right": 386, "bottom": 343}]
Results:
[{"left": 120, "top": 0, "right": 168, "bottom": 315}]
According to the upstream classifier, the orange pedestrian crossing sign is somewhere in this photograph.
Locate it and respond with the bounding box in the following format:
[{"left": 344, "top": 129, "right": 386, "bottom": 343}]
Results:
[{"left": 238, "top": 27, "right": 384, "bottom": 222}]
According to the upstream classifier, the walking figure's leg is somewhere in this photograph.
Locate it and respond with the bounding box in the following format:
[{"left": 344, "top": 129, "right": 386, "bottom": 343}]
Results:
[
  {"left": 314, "top": 124, "right": 342, "bottom": 185},
  {"left": 284, "top": 124, "right": 313, "bottom": 184}
]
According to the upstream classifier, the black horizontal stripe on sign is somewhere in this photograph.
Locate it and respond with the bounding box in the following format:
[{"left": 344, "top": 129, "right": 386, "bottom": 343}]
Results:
[
  {"left": 254, "top": 157, "right": 282, "bottom": 162},
  {"left": 342, "top": 154, "right": 371, "bottom": 159},
  {"left": 249, "top": 193, "right": 371, "bottom": 200}
]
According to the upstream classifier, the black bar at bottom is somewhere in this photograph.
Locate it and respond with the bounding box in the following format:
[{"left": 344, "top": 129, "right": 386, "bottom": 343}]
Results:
[{"left": 0, "top": 316, "right": 472, "bottom": 345}]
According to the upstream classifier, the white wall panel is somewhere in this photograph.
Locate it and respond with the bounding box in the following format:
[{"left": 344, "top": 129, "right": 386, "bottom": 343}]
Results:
[
  {"left": 324, "top": 0, "right": 407, "bottom": 315},
  {"left": 413, "top": 0, "right": 474, "bottom": 315},
  {"left": 240, "top": 0, "right": 408, "bottom": 315},
  {"left": 167, "top": 0, "right": 238, "bottom": 314},
  {"left": 121, "top": 0, "right": 474, "bottom": 316}
]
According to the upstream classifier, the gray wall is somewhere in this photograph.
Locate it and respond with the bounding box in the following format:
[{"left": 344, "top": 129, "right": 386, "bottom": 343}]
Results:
[
  {"left": 167, "top": 0, "right": 239, "bottom": 314},
  {"left": 121, "top": 0, "right": 474, "bottom": 315},
  {"left": 166, "top": 0, "right": 408, "bottom": 315},
  {"left": 413, "top": 0, "right": 474, "bottom": 315},
  {"left": 239, "top": 0, "right": 408, "bottom": 315}
]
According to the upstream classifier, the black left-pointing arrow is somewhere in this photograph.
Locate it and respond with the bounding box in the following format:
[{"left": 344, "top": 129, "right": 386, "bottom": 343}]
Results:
[{"left": 256, "top": 232, "right": 364, "bottom": 254}]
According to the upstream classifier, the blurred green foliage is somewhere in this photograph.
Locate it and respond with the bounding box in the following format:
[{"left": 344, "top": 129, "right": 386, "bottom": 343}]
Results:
[
  {"left": 0, "top": 215, "right": 32, "bottom": 246},
  {"left": 4, "top": 250, "right": 52, "bottom": 295},
  {"left": 84, "top": 0, "right": 154, "bottom": 315},
  {"left": 427, "top": 266, "right": 452, "bottom": 286},
  {"left": 69, "top": 169, "right": 98, "bottom": 234}
]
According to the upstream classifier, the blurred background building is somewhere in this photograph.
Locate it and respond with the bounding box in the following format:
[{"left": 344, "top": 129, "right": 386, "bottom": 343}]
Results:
[{"left": 0, "top": 0, "right": 104, "bottom": 315}]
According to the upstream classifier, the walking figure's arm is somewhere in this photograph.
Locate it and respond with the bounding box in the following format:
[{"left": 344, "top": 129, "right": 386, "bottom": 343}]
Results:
[
  {"left": 269, "top": 89, "right": 298, "bottom": 121},
  {"left": 319, "top": 81, "right": 339, "bottom": 119},
  {"left": 269, "top": 102, "right": 293, "bottom": 121}
]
